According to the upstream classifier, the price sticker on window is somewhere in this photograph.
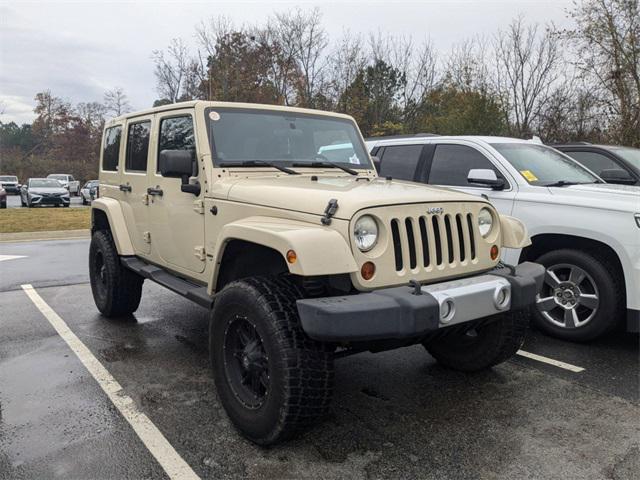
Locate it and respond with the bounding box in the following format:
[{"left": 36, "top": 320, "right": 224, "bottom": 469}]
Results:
[{"left": 520, "top": 170, "right": 539, "bottom": 182}]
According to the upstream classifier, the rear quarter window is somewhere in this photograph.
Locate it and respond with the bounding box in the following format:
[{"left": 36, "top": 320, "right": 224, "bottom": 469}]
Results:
[{"left": 102, "top": 126, "right": 122, "bottom": 171}]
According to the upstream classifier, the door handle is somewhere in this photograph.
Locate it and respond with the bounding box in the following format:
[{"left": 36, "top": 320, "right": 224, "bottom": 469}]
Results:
[
  {"left": 147, "top": 187, "right": 163, "bottom": 196},
  {"left": 119, "top": 184, "right": 132, "bottom": 192}
]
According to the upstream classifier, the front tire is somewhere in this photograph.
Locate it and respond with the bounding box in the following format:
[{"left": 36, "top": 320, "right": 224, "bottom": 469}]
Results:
[
  {"left": 532, "top": 249, "right": 622, "bottom": 342},
  {"left": 210, "top": 276, "right": 334, "bottom": 445},
  {"left": 89, "top": 230, "right": 144, "bottom": 317},
  {"left": 423, "top": 310, "right": 529, "bottom": 372}
]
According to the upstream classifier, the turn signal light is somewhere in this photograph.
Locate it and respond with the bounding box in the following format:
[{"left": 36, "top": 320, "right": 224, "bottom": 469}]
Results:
[
  {"left": 490, "top": 245, "right": 499, "bottom": 260},
  {"left": 286, "top": 250, "right": 297, "bottom": 264},
  {"left": 361, "top": 261, "right": 376, "bottom": 280}
]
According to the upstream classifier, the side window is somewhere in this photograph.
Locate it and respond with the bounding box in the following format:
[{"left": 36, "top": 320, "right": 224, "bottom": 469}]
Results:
[
  {"left": 102, "top": 126, "right": 122, "bottom": 171},
  {"left": 125, "top": 121, "right": 151, "bottom": 172},
  {"left": 562, "top": 151, "right": 619, "bottom": 176},
  {"left": 378, "top": 145, "right": 423, "bottom": 180},
  {"left": 158, "top": 116, "right": 196, "bottom": 172},
  {"left": 429, "top": 144, "right": 502, "bottom": 187},
  {"left": 69, "top": 175, "right": 75, "bottom": 182}
]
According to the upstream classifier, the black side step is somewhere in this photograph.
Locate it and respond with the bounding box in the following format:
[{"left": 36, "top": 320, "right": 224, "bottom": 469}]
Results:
[{"left": 121, "top": 257, "right": 214, "bottom": 309}]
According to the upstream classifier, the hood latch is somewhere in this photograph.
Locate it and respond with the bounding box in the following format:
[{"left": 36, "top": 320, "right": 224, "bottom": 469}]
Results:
[{"left": 321, "top": 198, "right": 339, "bottom": 225}]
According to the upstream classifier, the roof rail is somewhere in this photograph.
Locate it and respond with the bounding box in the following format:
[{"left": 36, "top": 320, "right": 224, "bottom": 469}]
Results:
[{"left": 365, "top": 133, "right": 440, "bottom": 142}]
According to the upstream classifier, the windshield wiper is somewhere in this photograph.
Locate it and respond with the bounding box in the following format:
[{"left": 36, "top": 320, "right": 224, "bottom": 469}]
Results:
[
  {"left": 292, "top": 161, "right": 358, "bottom": 176},
  {"left": 218, "top": 160, "right": 298, "bottom": 175},
  {"left": 544, "top": 180, "right": 581, "bottom": 187}
]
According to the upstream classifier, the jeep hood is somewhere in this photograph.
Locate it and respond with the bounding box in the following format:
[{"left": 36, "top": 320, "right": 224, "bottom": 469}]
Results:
[{"left": 221, "top": 175, "right": 482, "bottom": 219}]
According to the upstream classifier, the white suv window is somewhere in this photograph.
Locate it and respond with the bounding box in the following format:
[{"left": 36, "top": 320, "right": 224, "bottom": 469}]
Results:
[{"left": 429, "top": 144, "right": 503, "bottom": 186}]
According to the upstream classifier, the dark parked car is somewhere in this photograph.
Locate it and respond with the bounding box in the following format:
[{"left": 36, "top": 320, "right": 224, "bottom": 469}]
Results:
[
  {"left": 0, "top": 175, "right": 20, "bottom": 194},
  {"left": 20, "top": 178, "right": 70, "bottom": 207},
  {"left": 553, "top": 143, "right": 640, "bottom": 186},
  {"left": 0, "top": 186, "right": 6, "bottom": 208}
]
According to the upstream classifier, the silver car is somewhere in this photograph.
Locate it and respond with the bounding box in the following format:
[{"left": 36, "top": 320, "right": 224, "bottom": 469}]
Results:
[{"left": 20, "top": 178, "right": 70, "bottom": 207}]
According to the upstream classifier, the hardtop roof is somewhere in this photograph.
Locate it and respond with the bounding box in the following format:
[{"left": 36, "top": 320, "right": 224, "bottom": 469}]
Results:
[{"left": 107, "top": 100, "right": 356, "bottom": 125}]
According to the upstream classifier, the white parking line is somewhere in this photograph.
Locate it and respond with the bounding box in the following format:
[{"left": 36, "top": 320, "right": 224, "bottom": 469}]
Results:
[
  {"left": 21, "top": 284, "right": 201, "bottom": 480},
  {"left": 516, "top": 350, "right": 585, "bottom": 373}
]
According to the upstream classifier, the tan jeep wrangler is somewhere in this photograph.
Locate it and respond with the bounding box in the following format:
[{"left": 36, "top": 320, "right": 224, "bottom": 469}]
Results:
[{"left": 90, "top": 101, "right": 544, "bottom": 445}]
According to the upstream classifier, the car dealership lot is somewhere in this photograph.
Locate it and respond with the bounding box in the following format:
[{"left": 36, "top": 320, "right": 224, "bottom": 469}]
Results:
[{"left": 0, "top": 239, "right": 638, "bottom": 480}]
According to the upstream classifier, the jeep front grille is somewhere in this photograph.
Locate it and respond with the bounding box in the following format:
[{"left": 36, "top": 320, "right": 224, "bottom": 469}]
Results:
[{"left": 390, "top": 213, "right": 476, "bottom": 272}]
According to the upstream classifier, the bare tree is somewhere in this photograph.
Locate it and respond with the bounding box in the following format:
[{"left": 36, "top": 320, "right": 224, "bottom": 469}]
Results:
[
  {"left": 103, "top": 87, "right": 131, "bottom": 117},
  {"left": 272, "top": 8, "right": 329, "bottom": 107},
  {"left": 563, "top": 0, "right": 640, "bottom": 146},
  {"left": 327, "top": 31, "right": 367, "bottom": 109},
  {"left": 151, "top": 38, "right": 194, "bottom": 103},
  {"left": 368, "top": 32, "right": 438, "bottom": 123},
  {"left": 493, "top": 17, "right": 562, "bottom": 136},
  {"left": 446, "top": 36, "right": 492, "bottom": 93},
  {"left": 196, "top": 16, "right": 235, "bottom": 101}
]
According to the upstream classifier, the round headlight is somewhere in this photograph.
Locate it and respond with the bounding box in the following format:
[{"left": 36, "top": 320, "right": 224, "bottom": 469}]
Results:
[
  {"left": 478, "top": 208, "right": 494, "bottom": 238},
  {"left": 354, "top": 215, "right": 378, "bottom": 252}
]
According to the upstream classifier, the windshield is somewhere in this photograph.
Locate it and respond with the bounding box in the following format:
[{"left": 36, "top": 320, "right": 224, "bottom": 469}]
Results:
[
  {"left": 491, "top": 143, "right": 599, "bottom": 186},
  {"left": 206, "top": 108, "right": 371, "bottom": 169},
  {"left": 84, "top": 181, "right": 99, "bottom": 188},
  {"left": 48, "top": 175, "right": 67, "bottom": 180},
  {"left": 610, "top": 147, "right": 640, "bottom": 169},
  {"left": 30, "top": 179, "right": 62, "bottom": 188},
  {"left": 0, "top": 176, "right": 18, "bottom": 182}
]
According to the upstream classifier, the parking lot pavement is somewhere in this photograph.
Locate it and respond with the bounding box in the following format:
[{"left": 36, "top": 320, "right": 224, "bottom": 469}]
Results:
[
  {"left": 5, "top": 193, "right": 87, "bottom": 208},
  {"left": 1, "top": 238, "right": 639, "bottom": 479}
]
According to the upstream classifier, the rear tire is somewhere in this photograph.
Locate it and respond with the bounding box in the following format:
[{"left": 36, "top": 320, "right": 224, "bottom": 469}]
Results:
[
  {"left": 89, "top": 230, "right": 144, "bottom": 317},
  {"left": 210, "top": 276, "right": 334, "bottom": 445},
  {"left": 423, "top": 310, "right": 529, "bottom": 372},
  {"left": 531, "top": 249, "right": 622, "bottom": 342}
]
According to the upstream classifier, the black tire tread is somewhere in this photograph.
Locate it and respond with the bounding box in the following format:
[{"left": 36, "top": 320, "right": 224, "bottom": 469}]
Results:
[
  {"left": 211, "top": 276, "right": 334, "bottom": 445},
  {"left": 424, "top": 310, "right": 529, "bottom": 372},
  {"left": 90, "top": 230, "right": 143, "bottom": 317}
]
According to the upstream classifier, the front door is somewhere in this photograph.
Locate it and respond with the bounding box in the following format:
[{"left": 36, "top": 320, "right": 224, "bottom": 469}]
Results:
[
  {"left": 423, "top": 143, "right": 517, "bottom": 215},
  {"left": 147, "top": 110, "right": 205, "bottom": 274},
  {"left": 121, "top": 116, "right": 153, "bottom": 255}
]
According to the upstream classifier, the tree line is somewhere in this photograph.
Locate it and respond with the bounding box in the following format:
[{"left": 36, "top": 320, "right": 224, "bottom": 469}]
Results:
[{"left": 1, "top": 0, "right": 637, "bottom": 182}]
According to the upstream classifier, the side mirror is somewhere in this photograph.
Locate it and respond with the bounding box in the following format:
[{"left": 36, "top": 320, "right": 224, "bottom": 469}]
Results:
[
  {"left": 467, "top": 169, "right": 506, "bottom": 190},
  {"left": 371, "top": 155, "right": 381, "bottom": 173},
  {"left": 159, "top": 150, "right": 195, "bottom": 177},
  {"left": 599, "top": 168, "right": 636, "bottom": 185},
  {"left": 159, "top": 149, "right": 201, "bottom": 196}
]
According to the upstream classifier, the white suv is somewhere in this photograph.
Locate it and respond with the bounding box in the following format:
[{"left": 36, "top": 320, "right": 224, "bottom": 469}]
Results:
[{"left": 366, "top": 135, "right": 640, "bottom": 341}]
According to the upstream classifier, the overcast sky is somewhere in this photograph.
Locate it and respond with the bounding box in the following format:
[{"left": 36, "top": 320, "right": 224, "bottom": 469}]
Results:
[{"left": 0, "top": 0, "right": 574, "bottom": 124}]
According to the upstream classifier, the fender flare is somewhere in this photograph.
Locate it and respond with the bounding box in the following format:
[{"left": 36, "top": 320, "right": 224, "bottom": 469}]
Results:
[
  {"left": 91, "top": 198, "right": 135, "bottom": 255},
  {"left": 500, "top": 215, "right": 531, "bottom": 249},
  {"left": 212, "top": 216, "right": 358, "bottom": 286}
]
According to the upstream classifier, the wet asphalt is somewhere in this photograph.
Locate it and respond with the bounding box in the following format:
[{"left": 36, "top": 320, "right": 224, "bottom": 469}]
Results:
[{"left": 0, "top": 239, "right": 638, "bottom": 480}]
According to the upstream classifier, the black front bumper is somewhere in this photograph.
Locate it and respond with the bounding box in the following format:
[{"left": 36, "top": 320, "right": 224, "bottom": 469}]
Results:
[{"left": 296, "top": 262, "right": 545, "bottom": 342}]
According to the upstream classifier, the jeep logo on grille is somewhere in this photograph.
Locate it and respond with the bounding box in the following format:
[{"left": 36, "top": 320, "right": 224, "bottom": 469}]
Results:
[{"left": 426, "top": 207, "right": 444, "bottom": 215}]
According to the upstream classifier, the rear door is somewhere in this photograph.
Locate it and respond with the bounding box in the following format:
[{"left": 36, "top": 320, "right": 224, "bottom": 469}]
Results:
[
  {"left": 147, "top": 109, "right": 205, "bottom": 274},
  {"left": 120, "top": 116, "right": 153, "bottom": 255},
  {"left": 421, "top": 142, "right": 517, "bottom": 215},
  {"left": 375, "top": 144, "right": 426, "bottom": 181}
]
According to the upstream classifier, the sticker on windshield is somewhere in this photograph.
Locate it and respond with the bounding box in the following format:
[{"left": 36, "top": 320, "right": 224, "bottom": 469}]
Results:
[
  {"left": 209, "top": 111, "right": 220, "bottom": 121},
  {"left": 520, "top": 170, "right": 539, "bottom": 182},
  {"left": 348, "top": 154, "right": 360, "bottom": 165}
]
